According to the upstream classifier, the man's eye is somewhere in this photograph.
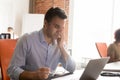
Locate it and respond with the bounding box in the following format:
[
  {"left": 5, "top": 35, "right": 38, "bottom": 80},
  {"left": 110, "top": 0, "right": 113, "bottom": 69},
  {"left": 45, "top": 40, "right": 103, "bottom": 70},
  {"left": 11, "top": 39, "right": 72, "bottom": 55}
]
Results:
[{"left": 55, "top": 25, "right": 60, "bottom": 29}]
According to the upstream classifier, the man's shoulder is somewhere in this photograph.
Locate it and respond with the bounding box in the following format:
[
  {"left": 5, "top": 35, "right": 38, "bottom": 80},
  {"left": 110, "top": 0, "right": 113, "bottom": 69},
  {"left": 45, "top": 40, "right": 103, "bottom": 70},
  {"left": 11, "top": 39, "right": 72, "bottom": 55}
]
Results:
[
  {"left": 18, "top": 31, "right": 39, "bottom": 41},
  {"left": 23, "top": 31, "right": 39, "bottom": 38},
  {"left": 108, "top": 43, "right": 117, "bottom": 49}
]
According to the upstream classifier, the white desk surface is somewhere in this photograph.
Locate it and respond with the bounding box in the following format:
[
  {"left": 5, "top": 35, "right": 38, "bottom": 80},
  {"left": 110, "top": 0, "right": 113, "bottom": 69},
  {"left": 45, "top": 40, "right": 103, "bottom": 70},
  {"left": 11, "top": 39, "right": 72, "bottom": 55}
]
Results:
[
  {"left": 103, "top": 61, "right": 120, "bottom": 72},
  {"left": 52, "top": 69, "right": 120, "bottom": 80},
  {"left": 52, "top": 62, "right": 120, "bottom": 80}
]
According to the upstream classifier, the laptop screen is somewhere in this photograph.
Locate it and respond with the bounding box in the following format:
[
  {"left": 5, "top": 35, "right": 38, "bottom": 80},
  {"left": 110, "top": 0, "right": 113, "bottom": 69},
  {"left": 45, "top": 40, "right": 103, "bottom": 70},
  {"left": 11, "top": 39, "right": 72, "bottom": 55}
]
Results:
[{"left": 80, "top": 57, "right": 110, "bottom": 80}]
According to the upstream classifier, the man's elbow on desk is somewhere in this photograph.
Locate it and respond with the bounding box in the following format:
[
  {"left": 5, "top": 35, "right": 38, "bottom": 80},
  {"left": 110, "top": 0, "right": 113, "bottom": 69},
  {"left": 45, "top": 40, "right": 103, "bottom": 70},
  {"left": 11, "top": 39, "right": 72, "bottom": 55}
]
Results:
[{"left": 67, "top": 62, "right": 76, "bottom": 73}]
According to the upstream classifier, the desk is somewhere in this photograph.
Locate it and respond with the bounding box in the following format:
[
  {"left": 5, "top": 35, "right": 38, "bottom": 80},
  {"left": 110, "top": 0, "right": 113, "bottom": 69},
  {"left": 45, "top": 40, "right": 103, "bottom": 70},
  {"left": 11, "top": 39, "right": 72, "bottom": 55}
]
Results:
[
  {"left": 52, "top": 62, "right": 120, "bottom": 80},
  {"left": 52, "top": 69, "right": 120, "bottom": 80}
]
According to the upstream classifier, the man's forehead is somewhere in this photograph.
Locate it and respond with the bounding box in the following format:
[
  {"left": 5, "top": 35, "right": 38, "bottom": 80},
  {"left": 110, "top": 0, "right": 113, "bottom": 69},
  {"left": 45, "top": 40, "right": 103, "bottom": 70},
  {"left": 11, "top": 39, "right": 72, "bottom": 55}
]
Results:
[{"left": 51, "top": 16, "right": 66, "bottom": 21}]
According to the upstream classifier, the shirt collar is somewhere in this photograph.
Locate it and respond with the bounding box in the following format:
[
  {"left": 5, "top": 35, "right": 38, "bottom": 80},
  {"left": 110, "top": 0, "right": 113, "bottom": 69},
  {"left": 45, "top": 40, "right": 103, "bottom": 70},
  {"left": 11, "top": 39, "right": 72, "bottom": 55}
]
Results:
[
  {"left": 39, "top": 29, "right": 56, "bottom": 45},
  {"left": 39, "top": 29, "right": 46, "bottom": 43}
]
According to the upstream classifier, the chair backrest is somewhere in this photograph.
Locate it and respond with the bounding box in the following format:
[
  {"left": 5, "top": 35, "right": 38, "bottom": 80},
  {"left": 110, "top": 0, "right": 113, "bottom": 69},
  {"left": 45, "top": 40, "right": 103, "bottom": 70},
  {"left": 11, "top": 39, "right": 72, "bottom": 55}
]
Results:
[
  {"left": 0, "top": 33, "right": 11, "bottom": 39},
  {"left": 0, "top": 39, "right": 17, "bottom": 80},
  {"left": 95, "top": 42, "right": 107, "bottom": 57}
]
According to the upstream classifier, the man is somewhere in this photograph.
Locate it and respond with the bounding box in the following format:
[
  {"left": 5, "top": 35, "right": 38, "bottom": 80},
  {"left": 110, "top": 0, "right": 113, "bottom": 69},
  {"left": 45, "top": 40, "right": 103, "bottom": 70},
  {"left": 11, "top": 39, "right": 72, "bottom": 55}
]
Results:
[{"left": 7, "top": 7, "right": 76, "bottom": 80}]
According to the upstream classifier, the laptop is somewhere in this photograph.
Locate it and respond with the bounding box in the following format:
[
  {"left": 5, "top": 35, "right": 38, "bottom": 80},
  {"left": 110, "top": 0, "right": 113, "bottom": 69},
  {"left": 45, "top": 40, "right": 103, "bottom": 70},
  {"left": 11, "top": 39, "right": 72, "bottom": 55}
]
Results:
[
  {"left": 51, "top": 57, "right": 110, "bottom": 80},
  {"left": 79, "top": 57, "right": 110, "bottom": 80}
]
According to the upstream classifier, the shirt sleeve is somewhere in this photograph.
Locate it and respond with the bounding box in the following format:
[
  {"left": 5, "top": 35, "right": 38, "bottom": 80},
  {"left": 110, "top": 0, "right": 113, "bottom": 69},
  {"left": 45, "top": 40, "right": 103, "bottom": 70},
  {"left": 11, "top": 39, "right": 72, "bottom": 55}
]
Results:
[
  {"left": 7, "top": 34, "right": 29, "bottom": 80},
  {"left": 59, "top": 49, "right": 76, "bottom": 73}
]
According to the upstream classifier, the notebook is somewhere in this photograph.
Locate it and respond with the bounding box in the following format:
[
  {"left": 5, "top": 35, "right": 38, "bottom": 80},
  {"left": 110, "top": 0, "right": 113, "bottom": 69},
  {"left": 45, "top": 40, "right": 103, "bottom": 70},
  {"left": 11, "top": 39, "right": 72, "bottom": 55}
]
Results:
[
  {"left": 79, "top": 57, "right": 110, "bottom": 80},
  {"left": 103, "top": 61, "right": 120, "bottom": 72}
]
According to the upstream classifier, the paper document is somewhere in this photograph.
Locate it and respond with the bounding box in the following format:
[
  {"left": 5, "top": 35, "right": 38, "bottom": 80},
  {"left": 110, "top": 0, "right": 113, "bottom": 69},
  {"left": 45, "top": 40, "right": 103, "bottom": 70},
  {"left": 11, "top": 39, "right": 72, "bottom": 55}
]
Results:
[{"left": 103, "top": 61, "right": 120, "bottom": 72}]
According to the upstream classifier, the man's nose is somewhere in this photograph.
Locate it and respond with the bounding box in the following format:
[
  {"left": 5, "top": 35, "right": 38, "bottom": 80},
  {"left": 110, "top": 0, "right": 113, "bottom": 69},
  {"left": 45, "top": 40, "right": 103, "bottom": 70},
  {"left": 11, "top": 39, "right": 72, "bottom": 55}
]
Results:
[{"left": 58, "top": 27, "right": 64, "bottom": 32}]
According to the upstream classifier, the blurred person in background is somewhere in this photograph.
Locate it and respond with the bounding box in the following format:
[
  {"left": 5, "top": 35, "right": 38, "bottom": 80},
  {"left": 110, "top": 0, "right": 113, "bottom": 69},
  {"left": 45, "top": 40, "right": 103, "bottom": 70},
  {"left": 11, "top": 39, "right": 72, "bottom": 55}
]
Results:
[
  {"left": 7, "top": 27, "right": 18, "bottom": 39},
  {"left": 107, "top": 28, "right": 120, "bottom": 62}
]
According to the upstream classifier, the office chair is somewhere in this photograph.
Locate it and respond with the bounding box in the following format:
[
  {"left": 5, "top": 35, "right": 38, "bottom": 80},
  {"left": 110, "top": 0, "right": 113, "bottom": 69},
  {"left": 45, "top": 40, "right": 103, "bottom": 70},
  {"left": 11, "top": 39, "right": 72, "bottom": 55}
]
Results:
[
  {"left": 0, "top": 39, "right": 17, "bottom": 80},
  {"left": 0, "top": 33, "right": 11, "bottom": 39},
  {"left": 95, "top": 42, "right": 107, "bottom": 57}
]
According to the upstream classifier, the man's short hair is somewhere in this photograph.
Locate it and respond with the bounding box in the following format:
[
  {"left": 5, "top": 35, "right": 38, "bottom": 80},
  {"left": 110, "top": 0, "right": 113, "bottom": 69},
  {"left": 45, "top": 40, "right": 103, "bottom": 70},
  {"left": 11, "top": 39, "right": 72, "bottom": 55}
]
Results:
[
  {"left": 114, "top": 28, "right": 120, "bottom": 41},
  {"left": 45, "top": 7, "right": 67, "bottom": 23}
]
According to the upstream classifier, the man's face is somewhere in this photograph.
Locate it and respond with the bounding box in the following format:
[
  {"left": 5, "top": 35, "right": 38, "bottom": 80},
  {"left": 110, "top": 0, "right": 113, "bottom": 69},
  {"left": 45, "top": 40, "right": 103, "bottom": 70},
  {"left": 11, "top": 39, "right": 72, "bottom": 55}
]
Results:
[{"left": 45, "top": 16, "right": 66, "bottom": 40}]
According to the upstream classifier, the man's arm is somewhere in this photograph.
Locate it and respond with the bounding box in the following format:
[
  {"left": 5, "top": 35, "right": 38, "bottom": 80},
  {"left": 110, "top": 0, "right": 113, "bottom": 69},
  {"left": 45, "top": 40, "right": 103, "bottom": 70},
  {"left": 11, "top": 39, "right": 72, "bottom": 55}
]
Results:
[
  {"left": 19, "top": 68, "right": 50, "bottom": 80},
  {"left": 19, "top": 71, "right": 35, "bottom": 80},
  {"left": 59, "top": 46, "right": 76, "bottom": 72},
  {"left": 57, "top": 32, "right": 76, "bottom": 72},
  {"left": 7, "top": 34, "right": 50, "bottom": 80}
]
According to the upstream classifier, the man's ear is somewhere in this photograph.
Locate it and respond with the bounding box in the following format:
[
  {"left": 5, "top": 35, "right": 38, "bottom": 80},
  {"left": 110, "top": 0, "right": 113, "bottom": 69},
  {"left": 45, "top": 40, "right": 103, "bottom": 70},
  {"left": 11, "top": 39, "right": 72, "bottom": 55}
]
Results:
[{"left": 44, "top": 20, "right": 48, "bottom": 29}]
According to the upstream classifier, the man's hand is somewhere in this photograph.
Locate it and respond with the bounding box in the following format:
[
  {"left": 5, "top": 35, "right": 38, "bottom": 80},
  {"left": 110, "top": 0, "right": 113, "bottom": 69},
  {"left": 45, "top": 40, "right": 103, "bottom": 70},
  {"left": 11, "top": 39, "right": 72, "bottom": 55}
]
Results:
[
  {"left": 57, "top": 31, "right": 64, "bottom": 48},
  {"left": 35, "top": 67, "right": 50, "bottom": 80},
  {"left": 19, "top": 67, "right": 50, "bottom": 80},
  {"left": 56, "top": 31, "right": 69, "bottom": 62}
]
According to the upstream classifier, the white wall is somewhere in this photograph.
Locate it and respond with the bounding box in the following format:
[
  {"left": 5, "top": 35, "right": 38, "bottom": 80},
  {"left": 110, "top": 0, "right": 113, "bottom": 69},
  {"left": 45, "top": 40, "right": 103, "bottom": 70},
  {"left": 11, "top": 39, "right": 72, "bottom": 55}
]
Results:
[
  {"left": 12, "top": 0, "right": 29, "bottom": 36},
  {"left": 111, "top": 0, "right": 120, "bottom": 41},
  {"left": 68, "top": 0, "right": 74, "bottom": 49},
  {"left": 0, "top": 0, "right": 12, "bottom": 33},
  {"left": 22, "top": 14, "right": 44, "bottom": 35},
  {"left": 71, "top": 0, "right": 117, "bottom": 62},
  {"left": 0, "top": 0, "right": 29, "bottom": 36}
]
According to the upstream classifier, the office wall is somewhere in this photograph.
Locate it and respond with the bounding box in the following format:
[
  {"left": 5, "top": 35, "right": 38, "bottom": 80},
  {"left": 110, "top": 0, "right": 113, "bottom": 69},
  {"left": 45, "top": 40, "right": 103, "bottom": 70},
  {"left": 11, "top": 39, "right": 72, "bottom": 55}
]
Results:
[
  {"left": 12, "top": 0, "right": 29, "bottom": 36},
  {"left": 22, "top": 14, "right": 44, "bottom": 35},
  {"left": 0, "top": 0, "right": 12, "bottom": 33},
  {"left": 72, "top": 0, "right": 116, "bottom": 61},
  {"left": 0, "top": 0, "right": 29, "bottom": 36},
  {"left": 111, "top": 0, "right": 120, "bottom": 41}
]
